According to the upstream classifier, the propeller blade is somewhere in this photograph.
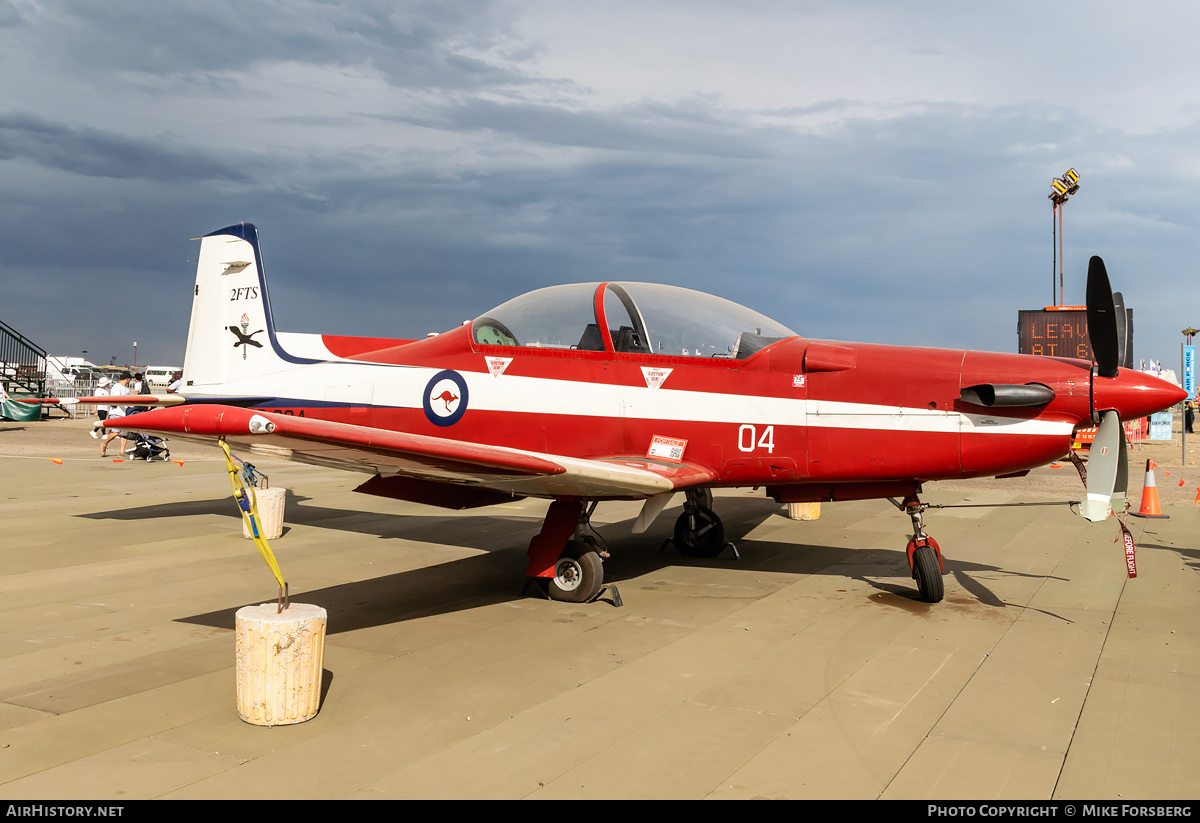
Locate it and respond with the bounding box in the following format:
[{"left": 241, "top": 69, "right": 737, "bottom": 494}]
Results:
[
  {"left": 1081, "top": 410, "right": 1121, "bottom": 522},
  {"left": 1087, "top": 256, "right": 1120, "bottom": 378},
  {"left": 1112, "top": 425, "right": 1129, "bottom": 515},
  {"left": 1113, "top": 291, "right": 1128, "bottom": 369}
]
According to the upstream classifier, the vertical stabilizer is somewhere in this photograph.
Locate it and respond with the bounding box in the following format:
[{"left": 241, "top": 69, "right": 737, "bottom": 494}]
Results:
[{"left": 182, "top": 223, "right": 304, "bottom": 390}]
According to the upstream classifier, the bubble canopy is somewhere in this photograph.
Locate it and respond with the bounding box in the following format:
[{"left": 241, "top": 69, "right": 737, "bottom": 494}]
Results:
[{"left": 471, "top": 282, "right": 796, "bottom": 360}]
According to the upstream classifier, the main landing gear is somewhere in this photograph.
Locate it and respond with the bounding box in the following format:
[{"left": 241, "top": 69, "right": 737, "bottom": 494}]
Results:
[
  {"left": 526, "top": 500, "right": 619, "bottom": 604},
  {"left": 894, "top": 494, "right": 945, "bottom": 603},
  {"left": 525, "top": 489, "right": 737, "bottom": 604},
  {"left": 550, "top": 540, "right": 604, "bottom": 603}
]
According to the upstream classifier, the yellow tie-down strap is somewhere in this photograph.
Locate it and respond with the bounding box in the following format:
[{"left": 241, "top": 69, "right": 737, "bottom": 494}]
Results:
[{"left": 220, "top": 438, "right": 288, "bottom": 609}]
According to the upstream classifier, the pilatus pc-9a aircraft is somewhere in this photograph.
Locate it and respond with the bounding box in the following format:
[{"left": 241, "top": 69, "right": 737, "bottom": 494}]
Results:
[{"left": 83, "top": 223, "right": 1186, "bottom": 604}]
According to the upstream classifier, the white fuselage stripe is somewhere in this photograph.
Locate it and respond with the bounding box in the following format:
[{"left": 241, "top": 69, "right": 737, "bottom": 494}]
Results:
[{"left": 215, "top": 360, "right": 1075, "bottom": 438}]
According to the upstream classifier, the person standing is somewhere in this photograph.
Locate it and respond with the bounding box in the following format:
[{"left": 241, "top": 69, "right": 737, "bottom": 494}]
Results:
[
  {"left": 166, "top": 371, "right": 183, "bottom": 394},
  {"left": 129, "top": 372, "right": 151, "bottom": 415},
  {"left": 100, "top": 372, "right": 132, "bottom": 457},
  {"left": 90, "top": 376, "right": 112, "bottom": 439}
]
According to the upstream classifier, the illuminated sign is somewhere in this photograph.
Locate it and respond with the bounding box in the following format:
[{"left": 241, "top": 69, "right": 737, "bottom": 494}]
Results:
[{"left": 1017, "top": 307, "right": 1132, "bottom": 367}]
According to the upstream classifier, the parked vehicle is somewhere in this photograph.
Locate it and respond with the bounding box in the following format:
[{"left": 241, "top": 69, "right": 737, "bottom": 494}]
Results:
[
  {"left": 143, "top": 366, "right": 181, "bottom": 388},
  {"left": 46, "top": 357, "right": 99, "bottom": 384}
]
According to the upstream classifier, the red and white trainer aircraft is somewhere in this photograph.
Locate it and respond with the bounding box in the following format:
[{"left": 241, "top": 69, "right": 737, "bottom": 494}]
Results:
[{"left": 92, "top": 223, "right": 1185, "bottom": 603}]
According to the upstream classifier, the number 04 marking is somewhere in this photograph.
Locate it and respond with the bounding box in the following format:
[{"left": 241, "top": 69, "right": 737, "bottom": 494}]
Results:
[{"left": 737, "top": 424, "right": 775, "bottom": 454}]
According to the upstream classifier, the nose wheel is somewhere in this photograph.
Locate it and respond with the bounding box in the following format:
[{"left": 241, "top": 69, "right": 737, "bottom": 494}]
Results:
[
  {"left": 673, "top": 508, "right": 726, "bottom": 558},
  {"left": 670, "top": 489, "right": 735, "bottom": 558},
  {"left": 909, "top": 539, "right": 944, "bottom": 603}
]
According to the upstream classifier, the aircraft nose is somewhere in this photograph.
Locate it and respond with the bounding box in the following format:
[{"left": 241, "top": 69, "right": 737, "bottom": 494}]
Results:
[{"left": 1093, "top": 369, "right": 1188, "bottom": 421}]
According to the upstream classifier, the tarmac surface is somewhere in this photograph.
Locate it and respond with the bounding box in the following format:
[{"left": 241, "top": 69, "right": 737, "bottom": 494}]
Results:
[{"left": 1, "top": 415, "right": 1198, "bottom": 800}]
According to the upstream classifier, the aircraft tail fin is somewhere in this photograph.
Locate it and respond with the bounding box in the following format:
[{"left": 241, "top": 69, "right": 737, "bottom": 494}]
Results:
[{"left": 182, "top": 223, "right": 309, "bottom": 390}]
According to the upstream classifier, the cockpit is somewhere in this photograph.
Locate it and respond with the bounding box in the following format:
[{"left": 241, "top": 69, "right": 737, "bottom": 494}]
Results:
[{"left": 471, "top": 282, "right": 796, "bottom": 360}]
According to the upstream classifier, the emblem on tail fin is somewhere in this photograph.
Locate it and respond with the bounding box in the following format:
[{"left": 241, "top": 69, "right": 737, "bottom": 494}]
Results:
[{"left": 229, "top": 313, "right": 265, "bottom": 359}]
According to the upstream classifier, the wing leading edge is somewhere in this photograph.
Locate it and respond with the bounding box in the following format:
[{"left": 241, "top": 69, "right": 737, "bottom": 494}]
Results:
[{"left": 115, "top": 405, "right": 717, "bottom": 500}]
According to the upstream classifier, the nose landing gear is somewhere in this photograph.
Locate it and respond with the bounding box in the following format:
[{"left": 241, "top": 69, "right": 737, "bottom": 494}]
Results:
[
  {"left": 670, "top": 489, "right": 737, "bottom": 559},
  {"left": 894, "top": 494, "right": 945, "bottom": 603}
]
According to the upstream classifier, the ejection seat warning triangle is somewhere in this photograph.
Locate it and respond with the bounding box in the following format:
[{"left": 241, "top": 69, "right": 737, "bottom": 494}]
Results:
[
  {"left": 486, "top": 357, "right": 511, "bottom": 378},
  {"left": 641, "top": 367, "right": 672, "bottom": 390}
]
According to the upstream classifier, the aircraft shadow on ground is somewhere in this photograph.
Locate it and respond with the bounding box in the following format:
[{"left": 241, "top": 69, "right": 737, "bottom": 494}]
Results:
[
  {"left": 1135, "top": 539, "right": 1200, "bottom": 574},
  {"left": 78, "top": 489, "right": 547, "bottom": 546},
  {"left": 173, "top": 497, "right": 785, "bottom": 633},
  {"left": 142, "top": 494, "right": 1044, "bottom": 634}
]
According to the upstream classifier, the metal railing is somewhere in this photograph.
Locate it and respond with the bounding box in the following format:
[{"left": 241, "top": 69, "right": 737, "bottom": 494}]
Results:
[
  {"left": 43, "top": 377, "right": 101, "bottom": 418},
  {"left": 0, "top": 319, "right": 48, "bottom": 397}
]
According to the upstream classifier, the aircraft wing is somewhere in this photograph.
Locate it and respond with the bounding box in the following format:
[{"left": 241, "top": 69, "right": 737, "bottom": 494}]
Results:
[{"left": 115, "top": 405, "right": 718, "bottom": 500}]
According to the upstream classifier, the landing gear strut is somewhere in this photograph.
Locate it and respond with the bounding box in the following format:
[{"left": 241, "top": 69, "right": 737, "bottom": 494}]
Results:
[
  {"left": 670, "top": 489, "right": 735, "bottom": 558},
  {"left": 527, "top": 500, "right": 618, "bottom": 604},
  {"left": 895, "top": 494, "right": 945, "bottom": 603}
]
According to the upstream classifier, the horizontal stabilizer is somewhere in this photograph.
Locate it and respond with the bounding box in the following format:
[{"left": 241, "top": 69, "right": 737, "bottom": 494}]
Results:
[
  {"left": 22, "top": 394, "right": 276, "bottom": 408},
  {"left": 23, "top": 394, "right": 187, "bottom": 407}
]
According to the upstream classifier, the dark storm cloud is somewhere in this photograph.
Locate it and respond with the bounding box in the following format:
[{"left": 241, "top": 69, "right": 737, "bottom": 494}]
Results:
[
  {"left": 3, "top": 2, "right": 1199, "bottom": 370},
  {"left": 0, "top": 113, "right": 249, "bottom": 182},
  {"left": 1, "top": 86, "right": 1184, "bottom": 364},
  {"left": 244, "top": 101, "right": 1076, "bottom": 352},
  {"left": 324, "top": 97, "right": 1194, "bottom": 357},
  {"left": 23, "top": 1, "right": 535, "bottom": 93},
  {"left": 426, "top": 98, "right": 766, "bottom": 158},
  {"left": 0, "top": 0, "right": 25, "bottom": 27}
]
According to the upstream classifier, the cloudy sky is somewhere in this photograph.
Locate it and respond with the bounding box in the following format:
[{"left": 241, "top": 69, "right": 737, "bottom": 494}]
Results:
[{"left": 3, "top": 1, "right": 1199, "bottom": 371}]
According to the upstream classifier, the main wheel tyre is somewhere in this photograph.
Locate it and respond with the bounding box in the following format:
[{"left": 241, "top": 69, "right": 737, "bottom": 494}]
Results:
[
  {"left": 673, "top": 508, "right": 725, "bottom": 558},
  {"left": 547, "top": 540, "right": 604, "bottom": 603},
  {"left": 912, "top": 543, "right": 944, "bottom": 603}
]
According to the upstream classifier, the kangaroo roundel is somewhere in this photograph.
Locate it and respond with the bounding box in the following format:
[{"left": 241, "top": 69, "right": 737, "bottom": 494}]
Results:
[{"left": 423, "top": 370, "right": 469, "bottom": 427}]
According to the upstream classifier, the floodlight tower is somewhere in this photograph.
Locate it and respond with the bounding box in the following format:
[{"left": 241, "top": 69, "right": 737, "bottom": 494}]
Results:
[{"left": 1049, "top": 169, "right": 1080, "bottom": 306}]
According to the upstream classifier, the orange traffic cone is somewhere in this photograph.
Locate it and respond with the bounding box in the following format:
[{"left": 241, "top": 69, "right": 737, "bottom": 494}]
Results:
[{"left": 1131, "top": 459, "right": 1168, "bottom": 518}]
